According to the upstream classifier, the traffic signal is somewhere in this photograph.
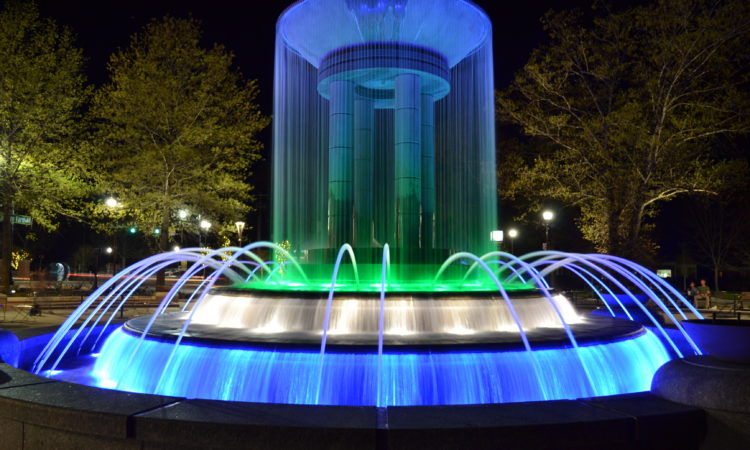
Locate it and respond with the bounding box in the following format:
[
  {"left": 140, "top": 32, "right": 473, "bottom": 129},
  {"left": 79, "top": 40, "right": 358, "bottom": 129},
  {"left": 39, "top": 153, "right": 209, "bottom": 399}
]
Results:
[{"left": 128, "top": 226, "right": 137, "bottom": 234}]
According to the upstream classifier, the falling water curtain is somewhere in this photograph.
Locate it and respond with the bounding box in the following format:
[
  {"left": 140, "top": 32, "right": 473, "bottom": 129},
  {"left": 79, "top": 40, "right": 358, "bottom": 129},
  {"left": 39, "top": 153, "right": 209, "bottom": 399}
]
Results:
[{"left": 272, "top": 0, "right": 497, "bottom": 278}]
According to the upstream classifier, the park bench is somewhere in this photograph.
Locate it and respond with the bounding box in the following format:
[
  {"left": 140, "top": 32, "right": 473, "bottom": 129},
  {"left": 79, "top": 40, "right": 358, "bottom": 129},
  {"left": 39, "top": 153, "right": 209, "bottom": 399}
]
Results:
[{"left": 712, "top": 291, "right": 738, "bottom": 312}]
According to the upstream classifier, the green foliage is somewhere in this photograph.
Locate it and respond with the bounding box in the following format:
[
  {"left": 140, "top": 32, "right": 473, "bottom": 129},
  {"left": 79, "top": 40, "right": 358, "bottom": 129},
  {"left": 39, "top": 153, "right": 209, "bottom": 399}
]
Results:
[
  {"left": 497, "top": 0, "right": 750, "bottom": 258},
  {"left": 90, "top": 16, "right": 270, "bottom": 254},
  {"left": 0, "top": 1, "right": 90, "bottom": 291}
]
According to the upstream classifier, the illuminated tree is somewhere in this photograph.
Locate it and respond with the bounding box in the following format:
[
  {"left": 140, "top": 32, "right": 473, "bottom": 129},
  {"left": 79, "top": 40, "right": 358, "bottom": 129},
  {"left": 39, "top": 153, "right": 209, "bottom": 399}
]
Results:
[
  {"left": 497, "top": 0, "right": 750, "bottom": 258},
  {"left": 0, "top": 1, "right": 89, "bottom": 293},
  {"left": 90, "top": 16, "right": 270, "bottom": 288}
]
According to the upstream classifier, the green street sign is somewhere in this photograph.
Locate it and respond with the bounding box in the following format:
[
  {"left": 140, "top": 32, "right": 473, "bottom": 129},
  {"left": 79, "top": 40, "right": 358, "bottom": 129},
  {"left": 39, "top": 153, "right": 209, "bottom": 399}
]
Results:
[
  {"left": 13, "top": 215, "right": 32, "bottom": 225},
  {"left": 0, "top": 213, "right": 32, "bottom": 226}
]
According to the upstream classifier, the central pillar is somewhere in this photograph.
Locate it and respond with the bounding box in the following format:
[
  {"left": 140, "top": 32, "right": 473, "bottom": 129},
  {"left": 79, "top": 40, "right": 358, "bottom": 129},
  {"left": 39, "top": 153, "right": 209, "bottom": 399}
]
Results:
[
  {"left": 394, "top": 73, "right": 422, "bottom": 254},
  {"left": 353, "top": 97, "right": 374, "bottom": 248},
  {"left": 421, "top": 93, "right": 435, "bottom": 249},
  {"left": 328, "top": 80, "right": 355, "bottom": 249}
]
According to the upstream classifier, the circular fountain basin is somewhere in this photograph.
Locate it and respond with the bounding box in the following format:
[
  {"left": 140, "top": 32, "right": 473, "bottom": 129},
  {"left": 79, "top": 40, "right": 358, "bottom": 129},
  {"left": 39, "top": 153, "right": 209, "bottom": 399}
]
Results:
[
  {"left": 186, "top": 288, "right": 583, "bottom": 337},
  {"left": 681, "top": 319, "right": 750, "bottom": 363},
  {"left": 125, "top": 310, "right": 642, "bottom": 349},
  {"left": 74, "top": 287, "right": 670, "bottom": 406}
]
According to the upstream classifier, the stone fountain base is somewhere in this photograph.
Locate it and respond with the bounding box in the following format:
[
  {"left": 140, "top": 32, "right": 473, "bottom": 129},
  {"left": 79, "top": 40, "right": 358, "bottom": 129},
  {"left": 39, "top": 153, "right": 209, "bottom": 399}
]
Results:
[
  {"left": 652, "top": 355, "right": 750, "bottom": 449},
  {"left": 0, "top": 361, "right": 706, "bottom": 450}
]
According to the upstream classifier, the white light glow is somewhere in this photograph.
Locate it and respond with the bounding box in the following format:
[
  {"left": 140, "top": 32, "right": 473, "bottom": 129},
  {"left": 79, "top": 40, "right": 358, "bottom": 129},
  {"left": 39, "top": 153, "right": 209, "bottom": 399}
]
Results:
[
  {"left": 445, "top": 325, "right": 475, "bottom": 335},
  {"left": 387, "top": 326, "right": 415, "bottom": 336},
  {"left": 252, "top": 321, "right": 287, "bottom": 334}
]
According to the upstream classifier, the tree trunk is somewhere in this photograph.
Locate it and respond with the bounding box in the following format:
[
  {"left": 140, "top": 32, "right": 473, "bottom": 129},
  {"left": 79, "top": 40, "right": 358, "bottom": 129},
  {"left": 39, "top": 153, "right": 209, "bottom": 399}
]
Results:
[
  {"left": 0, "top": 195, "right": 12, "bottom": 294},
  {"left": 605, "top": 191, "right": 619, "bottom": 254},
  {"left": 713, "top": 263, "right": 720, "bottom": 292}
]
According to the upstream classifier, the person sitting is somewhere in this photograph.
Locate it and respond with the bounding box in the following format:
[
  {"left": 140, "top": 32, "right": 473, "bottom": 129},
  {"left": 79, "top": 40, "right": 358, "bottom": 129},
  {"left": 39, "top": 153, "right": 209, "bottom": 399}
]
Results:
[
  {"left": 686, "top": 281, "right": 699, "bottom": 308},
  {"left": 696, "top": 279, "right": 712, "bottom": 309}
]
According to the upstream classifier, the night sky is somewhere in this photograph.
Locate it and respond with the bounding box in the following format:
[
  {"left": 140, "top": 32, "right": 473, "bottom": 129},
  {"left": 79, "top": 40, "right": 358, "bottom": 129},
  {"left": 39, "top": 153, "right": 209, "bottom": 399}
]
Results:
[{"left": 34, "top": 0, "right": 599, "bottom": 108}]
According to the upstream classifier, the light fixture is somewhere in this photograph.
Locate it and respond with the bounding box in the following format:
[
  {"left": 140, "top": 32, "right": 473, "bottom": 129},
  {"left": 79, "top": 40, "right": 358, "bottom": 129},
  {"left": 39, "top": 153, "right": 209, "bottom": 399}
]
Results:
[{"left": 235, "top": 221, "right": 246, "bottom": 246}]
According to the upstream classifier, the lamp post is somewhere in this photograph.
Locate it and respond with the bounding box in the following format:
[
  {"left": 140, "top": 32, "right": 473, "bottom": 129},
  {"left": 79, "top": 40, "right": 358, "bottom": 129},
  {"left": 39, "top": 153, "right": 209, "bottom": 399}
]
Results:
[
  {"left": 235, "top": 221, "right": 246, "bottom": 247},
  {"left": 542, "top": 210, "right": 554, "bottom": 250},
  {"left": 508, "top": 228, "right": 518, "bottom": 255}
]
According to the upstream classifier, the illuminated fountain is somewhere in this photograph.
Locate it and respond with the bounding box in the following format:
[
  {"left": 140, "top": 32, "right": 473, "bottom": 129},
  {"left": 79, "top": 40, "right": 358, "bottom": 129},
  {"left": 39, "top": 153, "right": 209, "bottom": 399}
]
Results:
[{"left": 27, "top": 0, "right": 703, "bottom": 407}]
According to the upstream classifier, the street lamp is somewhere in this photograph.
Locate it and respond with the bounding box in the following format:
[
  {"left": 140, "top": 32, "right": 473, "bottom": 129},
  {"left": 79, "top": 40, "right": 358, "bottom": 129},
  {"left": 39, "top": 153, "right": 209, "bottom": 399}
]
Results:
[
  {"left": 199, "top": 219, "right": 211, "bottom": 248},
  {"left": 508, "top": 228, "right": 518, "bottom": 254},
  {"left": 542, "top": 210, "right": 554, "bottom": 250},
  {"left": 235, "top": 221, "right": 246, "bottom": 247},
  {"left": 105, "top": 197, "right": 119, "bottom": 208}
]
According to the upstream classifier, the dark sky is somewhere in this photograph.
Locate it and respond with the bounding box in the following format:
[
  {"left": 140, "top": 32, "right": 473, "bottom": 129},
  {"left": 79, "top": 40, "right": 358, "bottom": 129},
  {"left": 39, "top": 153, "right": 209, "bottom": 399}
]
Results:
[{"left": 34, "top": 0, "right": 599, "bottom": 111}]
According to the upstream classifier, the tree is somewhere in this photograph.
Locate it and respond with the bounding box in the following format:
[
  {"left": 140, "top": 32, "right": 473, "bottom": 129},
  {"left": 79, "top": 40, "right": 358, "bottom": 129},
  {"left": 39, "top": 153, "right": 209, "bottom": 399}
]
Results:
[
  {"left": 90, "top": 16, "right": 270, "bottom": 288},
  {"left": 497, "top": 0, "right": 750, "bottom": 259},
  {"left": 0, "top": 1, "right": 89, "bottom": 293},
  {"left": 689, "top": 189, "right": 750, "bottom": 291}
]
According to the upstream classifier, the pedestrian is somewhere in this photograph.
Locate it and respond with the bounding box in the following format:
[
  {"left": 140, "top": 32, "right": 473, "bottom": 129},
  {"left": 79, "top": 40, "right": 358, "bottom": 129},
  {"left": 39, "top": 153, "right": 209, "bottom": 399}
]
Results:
[
  {"left": 696, "top": 279, "right": 712, "bottom": 309},
  {"left": 686, "top": 281, "right": 699, "bottom": 307}
]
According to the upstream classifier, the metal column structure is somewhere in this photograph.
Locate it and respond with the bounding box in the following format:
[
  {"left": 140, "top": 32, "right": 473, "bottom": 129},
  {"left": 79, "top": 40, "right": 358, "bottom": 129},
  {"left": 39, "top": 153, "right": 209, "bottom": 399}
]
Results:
[
  {"left": 421, "top": 93, "right": 436, "bottom": 249},
  {"left": 353, "top": 97, "right": 374, "bottom": 248},
  {"left": 327, "top": 80, "right": 354, "bottom": 248},
  {"left": 316, "top": 42, "right": 454, "bottom": 262},
  {"left": 394, "top": 73, "right": 422, "bottom": 253}
]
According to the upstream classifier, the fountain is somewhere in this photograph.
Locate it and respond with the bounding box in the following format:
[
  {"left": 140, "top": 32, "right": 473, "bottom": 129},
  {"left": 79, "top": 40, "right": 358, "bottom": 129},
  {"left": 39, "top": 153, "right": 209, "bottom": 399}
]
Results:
[
  {"left": 0, "top": 1, "right": 712, "bottom": 447},
  {"left": 21, "top": 0, "right": 703, "bottom": 407}
]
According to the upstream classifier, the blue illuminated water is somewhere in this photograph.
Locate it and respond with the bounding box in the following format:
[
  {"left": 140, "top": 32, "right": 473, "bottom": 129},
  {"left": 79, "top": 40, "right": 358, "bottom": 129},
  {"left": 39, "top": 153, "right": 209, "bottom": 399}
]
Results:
[{"left": 86, "top": 327, "right": 669, "bottom": 406}]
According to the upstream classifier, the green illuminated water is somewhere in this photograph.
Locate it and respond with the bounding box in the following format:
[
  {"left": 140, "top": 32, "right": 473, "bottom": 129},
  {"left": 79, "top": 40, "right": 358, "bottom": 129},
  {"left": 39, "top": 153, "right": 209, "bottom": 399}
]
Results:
[{"left": 235, "top": 262, "right": 533, "bottom": 293}]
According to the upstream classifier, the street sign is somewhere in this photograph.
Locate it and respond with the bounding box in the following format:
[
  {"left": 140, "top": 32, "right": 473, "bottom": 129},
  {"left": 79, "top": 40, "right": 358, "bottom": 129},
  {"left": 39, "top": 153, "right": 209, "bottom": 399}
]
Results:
[{"left": 0, "top": 213, "right": 32, "bottom": 226}]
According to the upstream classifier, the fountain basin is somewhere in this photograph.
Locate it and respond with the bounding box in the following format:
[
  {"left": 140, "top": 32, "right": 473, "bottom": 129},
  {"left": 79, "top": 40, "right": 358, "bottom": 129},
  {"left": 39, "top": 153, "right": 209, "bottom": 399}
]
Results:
[
  {"left": 187, "top": 288, "right": 581, "bottom": 336},
  {"left": 0, "top": 356, "right": 706, "bottom": 450},
  {"left": 680, "top": 319, "right": 750, "bottom": 363},
  {"left": 29, "top": 311, "right": 668, "bottom": 406}
]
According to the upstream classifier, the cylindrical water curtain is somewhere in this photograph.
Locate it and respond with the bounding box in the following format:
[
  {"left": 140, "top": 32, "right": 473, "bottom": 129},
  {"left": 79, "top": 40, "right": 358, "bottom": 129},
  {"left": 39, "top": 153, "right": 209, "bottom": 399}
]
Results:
[{"left": 273, "top": 0, "right": 497, "bottom": 270}]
